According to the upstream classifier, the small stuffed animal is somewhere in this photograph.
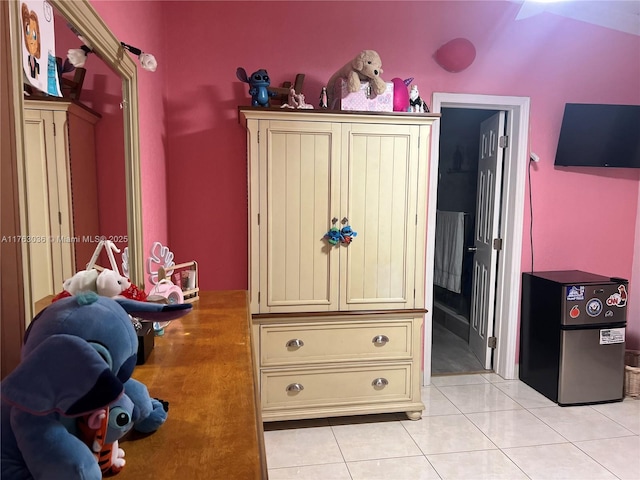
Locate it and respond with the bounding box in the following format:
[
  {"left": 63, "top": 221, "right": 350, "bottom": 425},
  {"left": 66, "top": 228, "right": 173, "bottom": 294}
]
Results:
[
  {"left": 236, "top": 67, "right": 278, "bottom": 107},
  {"left": 76, "top": 395, "right": 135, "bottom": 476},
  {"left": 55, "top": 268, "right": 147, "bottom": 302},
  {"left": 63, "top": 268, "right": 99, "bottom": 295},
  {"left": 326, "top": 50, "right": 387, "bottom": 109},
  {"left": 340, "top": 225, "right": 358, "bottom": 245},
  {"left": 324, "top": 226, "right": 341, "bottom": 245},
  {"left": 96, "top": 268, "right": 131, "bottom": 298},
  {"left": 408, "top": 85, "right": 428, "bottom": 113},
  {"left": 1, "top": 292, "right": 192, "bottom": 479}
]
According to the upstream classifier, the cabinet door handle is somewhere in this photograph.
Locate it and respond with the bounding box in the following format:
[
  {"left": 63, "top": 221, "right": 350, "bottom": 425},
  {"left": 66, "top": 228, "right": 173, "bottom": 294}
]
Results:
[
  {"left": 286, "top": 383, "right": 304, "bottom": 393},
  {"left": 372, "top": 378, "right": 389, "bottom": 388},
  {"left": 372, "top": 335, "right": 389, "bottom": 345},
  {"left": 286, "top": 339, "right": 304, "bottom": 348}
]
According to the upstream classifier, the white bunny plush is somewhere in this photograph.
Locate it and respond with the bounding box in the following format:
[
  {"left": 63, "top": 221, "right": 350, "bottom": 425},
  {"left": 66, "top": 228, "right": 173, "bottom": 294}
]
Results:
[
  {"left": 62, "top": 269, "right": 99, "bottom": 295},
  {"left": 96, "top": 269, "right": 131, "bottom": 298}
]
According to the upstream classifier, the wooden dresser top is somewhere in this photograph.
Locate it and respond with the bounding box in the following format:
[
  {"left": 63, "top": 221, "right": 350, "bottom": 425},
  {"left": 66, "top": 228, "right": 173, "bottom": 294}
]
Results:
[{"left": 118, "top": 290, "right": 267, "bottom": 479}]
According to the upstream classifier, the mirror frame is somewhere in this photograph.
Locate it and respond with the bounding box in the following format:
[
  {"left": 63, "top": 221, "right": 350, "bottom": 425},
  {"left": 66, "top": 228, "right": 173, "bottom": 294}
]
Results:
[{"left": 8, "top": 0, "right": 144, "bottom": 306}]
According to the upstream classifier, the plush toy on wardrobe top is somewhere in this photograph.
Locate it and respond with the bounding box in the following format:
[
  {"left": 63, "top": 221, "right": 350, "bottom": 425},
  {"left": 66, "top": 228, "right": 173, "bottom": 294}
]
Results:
[
  {"left": 0, "top": 292, "right": 192, "bottom": 480},
  {"left": 408, "top": 85, "right": 428, "bottom": 113},
  {"left": 236, "top": 67, "right": 278, "bottom": 107},
  {"left": 326, "top": 50, "right": 386, "bottom": 108}
]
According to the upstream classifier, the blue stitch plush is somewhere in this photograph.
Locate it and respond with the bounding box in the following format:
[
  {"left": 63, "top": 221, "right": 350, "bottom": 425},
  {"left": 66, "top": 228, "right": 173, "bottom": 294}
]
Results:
[
  {"left": 1, "top": 292, "right": 192, "bottom": 479},
  {"left": 236, "top": 67, "right": 278, "bottom": 107},
  {"left": 324, "top": 226, "right": 342, "bottom": 245}
]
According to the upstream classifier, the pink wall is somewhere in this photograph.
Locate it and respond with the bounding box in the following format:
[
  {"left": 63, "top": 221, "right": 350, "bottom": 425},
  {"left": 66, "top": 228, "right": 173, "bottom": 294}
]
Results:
[
  {"left": 632, "top": 190, "right": 640, "bottom": 346},
  {"left": 90, "top": 1, "right": 640, "bottom": 347}
]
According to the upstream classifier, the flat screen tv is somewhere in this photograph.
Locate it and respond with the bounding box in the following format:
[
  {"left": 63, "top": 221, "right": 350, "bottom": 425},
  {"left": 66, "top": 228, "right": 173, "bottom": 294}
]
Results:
[{"left": 554, "top": 103, "right": 640, "bottom": 168}]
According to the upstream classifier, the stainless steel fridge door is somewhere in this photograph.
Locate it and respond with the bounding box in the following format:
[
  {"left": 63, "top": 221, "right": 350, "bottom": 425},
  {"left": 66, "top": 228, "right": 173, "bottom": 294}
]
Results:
[
  {"left": 558, "top": 327, "right": 626, "bottom": 405},
  {"left": 562, "top": 282, "right": 628, "bottom": 326}
]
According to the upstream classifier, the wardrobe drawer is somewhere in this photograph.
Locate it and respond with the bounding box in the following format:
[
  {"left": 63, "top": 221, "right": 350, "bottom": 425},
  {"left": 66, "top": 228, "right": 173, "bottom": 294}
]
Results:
[
  {"left": 261, "top": 363, "right": 412, "bottom": 410},
  {"left": 260, "top": 320, "right": 413, "bottom": 366}
]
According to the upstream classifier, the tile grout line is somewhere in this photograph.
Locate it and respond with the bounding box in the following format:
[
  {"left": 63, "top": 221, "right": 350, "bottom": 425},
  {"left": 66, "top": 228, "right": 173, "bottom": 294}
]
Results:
[
  {"left": 443, "top": 375, "right": 634, "bottom": 480},
  {"left": 397, "top": 412, "right": 446, "bottom": 478},
  {"left": 328, "top": 422, "right": 354, "bottom": 480},
  {"left": 266, "top": 373, "right": 637, "bottom": 479}
]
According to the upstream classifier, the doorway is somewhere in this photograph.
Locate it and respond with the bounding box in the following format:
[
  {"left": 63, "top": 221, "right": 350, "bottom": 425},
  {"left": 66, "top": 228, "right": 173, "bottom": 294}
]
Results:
[
  {"left": 424, "top": 93, "right": 531, "bottom": 384},
  {"left": 431, "top": 107, "right": 500, "bottom": 375}
]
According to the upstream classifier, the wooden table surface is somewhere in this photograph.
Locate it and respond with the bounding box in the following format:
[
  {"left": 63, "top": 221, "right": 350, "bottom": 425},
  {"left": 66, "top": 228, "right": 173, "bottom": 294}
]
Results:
[{"left": 117, "top": 290, "right": 267, "bottom": 479}]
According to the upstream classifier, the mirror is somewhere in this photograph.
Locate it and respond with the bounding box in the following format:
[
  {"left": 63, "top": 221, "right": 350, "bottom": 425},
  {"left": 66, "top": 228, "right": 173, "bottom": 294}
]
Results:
[
  {"left": 9, "top": 0, "right": 143, "bottom": 315},
  {"left": 50, "top": 7, "right": 128, "bottom": 276}
]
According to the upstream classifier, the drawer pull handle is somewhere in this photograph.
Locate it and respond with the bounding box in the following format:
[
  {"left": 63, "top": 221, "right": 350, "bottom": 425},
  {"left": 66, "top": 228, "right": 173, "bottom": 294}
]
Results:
[
  {"left": 286, "top": 383, "right": 304, "bottom": 393},
  {"left": 372, "top": 335, "right": 389, "bottom": 345},
  {"left": 286, "top": 339, "right": 304, "bottom": 349},
  {"left": 372, "top": 378, "right": 389, "bottom": 389}
]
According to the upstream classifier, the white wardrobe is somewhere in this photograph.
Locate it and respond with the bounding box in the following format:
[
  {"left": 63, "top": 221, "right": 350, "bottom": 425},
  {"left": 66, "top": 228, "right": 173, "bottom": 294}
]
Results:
[
  {"left": 240, "top": 108, "right": 438, "bottom": 421},
  {"left": 22, "top": 99, "right": 100, "bottom": 309}
]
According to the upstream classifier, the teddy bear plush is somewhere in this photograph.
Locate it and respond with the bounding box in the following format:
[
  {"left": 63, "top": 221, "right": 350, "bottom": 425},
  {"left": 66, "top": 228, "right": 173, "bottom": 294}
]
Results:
[
  {"left": 326, "top": 50, "right": 387, "bottom": 109},
  {"left": 1, "top": 292, "right": 192, "bottom": 479}
]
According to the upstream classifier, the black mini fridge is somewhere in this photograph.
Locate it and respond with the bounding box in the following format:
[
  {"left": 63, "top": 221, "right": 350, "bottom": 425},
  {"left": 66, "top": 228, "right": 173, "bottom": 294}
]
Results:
[{"left": 520, "top": 270, "right": 628, "bottom": 406}]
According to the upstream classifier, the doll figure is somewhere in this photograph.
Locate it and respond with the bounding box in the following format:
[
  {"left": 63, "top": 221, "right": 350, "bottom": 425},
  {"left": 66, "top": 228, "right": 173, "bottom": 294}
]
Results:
[{"left": 319, "top": 87, "right": 328, "bottom": 109}]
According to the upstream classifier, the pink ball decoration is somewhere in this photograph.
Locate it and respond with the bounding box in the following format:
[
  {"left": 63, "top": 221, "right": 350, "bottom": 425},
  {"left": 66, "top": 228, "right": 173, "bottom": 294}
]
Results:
[
  {"left": 392, "top": 77, "right": 410, "bottom": 112},
  {"left": 434, "top": 38, "right": 476, "bottom": 73}
]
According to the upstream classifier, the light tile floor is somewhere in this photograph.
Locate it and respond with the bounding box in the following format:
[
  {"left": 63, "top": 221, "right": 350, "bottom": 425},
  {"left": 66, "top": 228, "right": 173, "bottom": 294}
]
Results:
[{"left": 264, "top": 374, "right": 640, "bottom": 479}]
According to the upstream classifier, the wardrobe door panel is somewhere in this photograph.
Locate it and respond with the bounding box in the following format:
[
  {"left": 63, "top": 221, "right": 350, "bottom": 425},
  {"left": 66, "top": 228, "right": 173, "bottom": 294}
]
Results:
[
  {"left": 341, "top": 123, "right": 420, "bottom": 310},
  {"left": 261, "top": 121, "right": 341, "bottom": 313},
  {"left": 23, "top": 110, "right": 61, "bottom": 303}
]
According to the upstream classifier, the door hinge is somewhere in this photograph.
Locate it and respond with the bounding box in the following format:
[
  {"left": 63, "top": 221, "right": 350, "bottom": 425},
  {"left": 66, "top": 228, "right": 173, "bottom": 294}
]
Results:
[
  {"left": 488, "top": 336, "right": 497, "bottom": 349},
  {"left": 58, "top": 211, "right": 62, "bottom": 225},
  {"left": 53, "top": 123, "right": 56, "bottom": 136},
  {"left": 257, "top": 131, "right": 260, "bottom": 143},
  {"left": 257, "top": 213, "right": 260, "bottom": 226},
  {"left": 493, "top": 238, "right": 503, "bottom": 251},
  {"left": 499, "top": 135, "right": 508, "bottom": 148},
  {"left": 257, "top": 291, "right": 260, "bottom": 304}
]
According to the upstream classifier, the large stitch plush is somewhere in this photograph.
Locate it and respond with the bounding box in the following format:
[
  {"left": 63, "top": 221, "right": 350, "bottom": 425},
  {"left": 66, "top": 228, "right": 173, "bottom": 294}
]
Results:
[{"left": 1, "top": 292, "right": 192, "bottom": 479}]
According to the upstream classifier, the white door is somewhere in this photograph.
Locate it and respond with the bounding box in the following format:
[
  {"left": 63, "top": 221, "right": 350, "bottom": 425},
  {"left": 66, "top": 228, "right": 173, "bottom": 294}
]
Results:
[{"left": 469, "top": 112, "right": 505, "bottom": 368}]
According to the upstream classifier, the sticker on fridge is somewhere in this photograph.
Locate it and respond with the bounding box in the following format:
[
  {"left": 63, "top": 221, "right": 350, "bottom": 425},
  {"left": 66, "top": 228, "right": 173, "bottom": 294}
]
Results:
[
  {"left": 606, "top": 285, "right": 628, "bottom": 308},
  {"left": 566, "top": 286, "right": 585, "bottom": 301},
  {"left": 586, "top": 298, "right": 603, "bottom": 317},
  {"left": 599, "top": 328, "right": 625, "bottom": 345}
]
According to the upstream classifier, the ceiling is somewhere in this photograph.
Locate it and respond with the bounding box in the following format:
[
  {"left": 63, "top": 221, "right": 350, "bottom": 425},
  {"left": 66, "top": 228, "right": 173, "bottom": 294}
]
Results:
[{"left": 515, "top": 0, "right": 640, "bottom": 36}]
